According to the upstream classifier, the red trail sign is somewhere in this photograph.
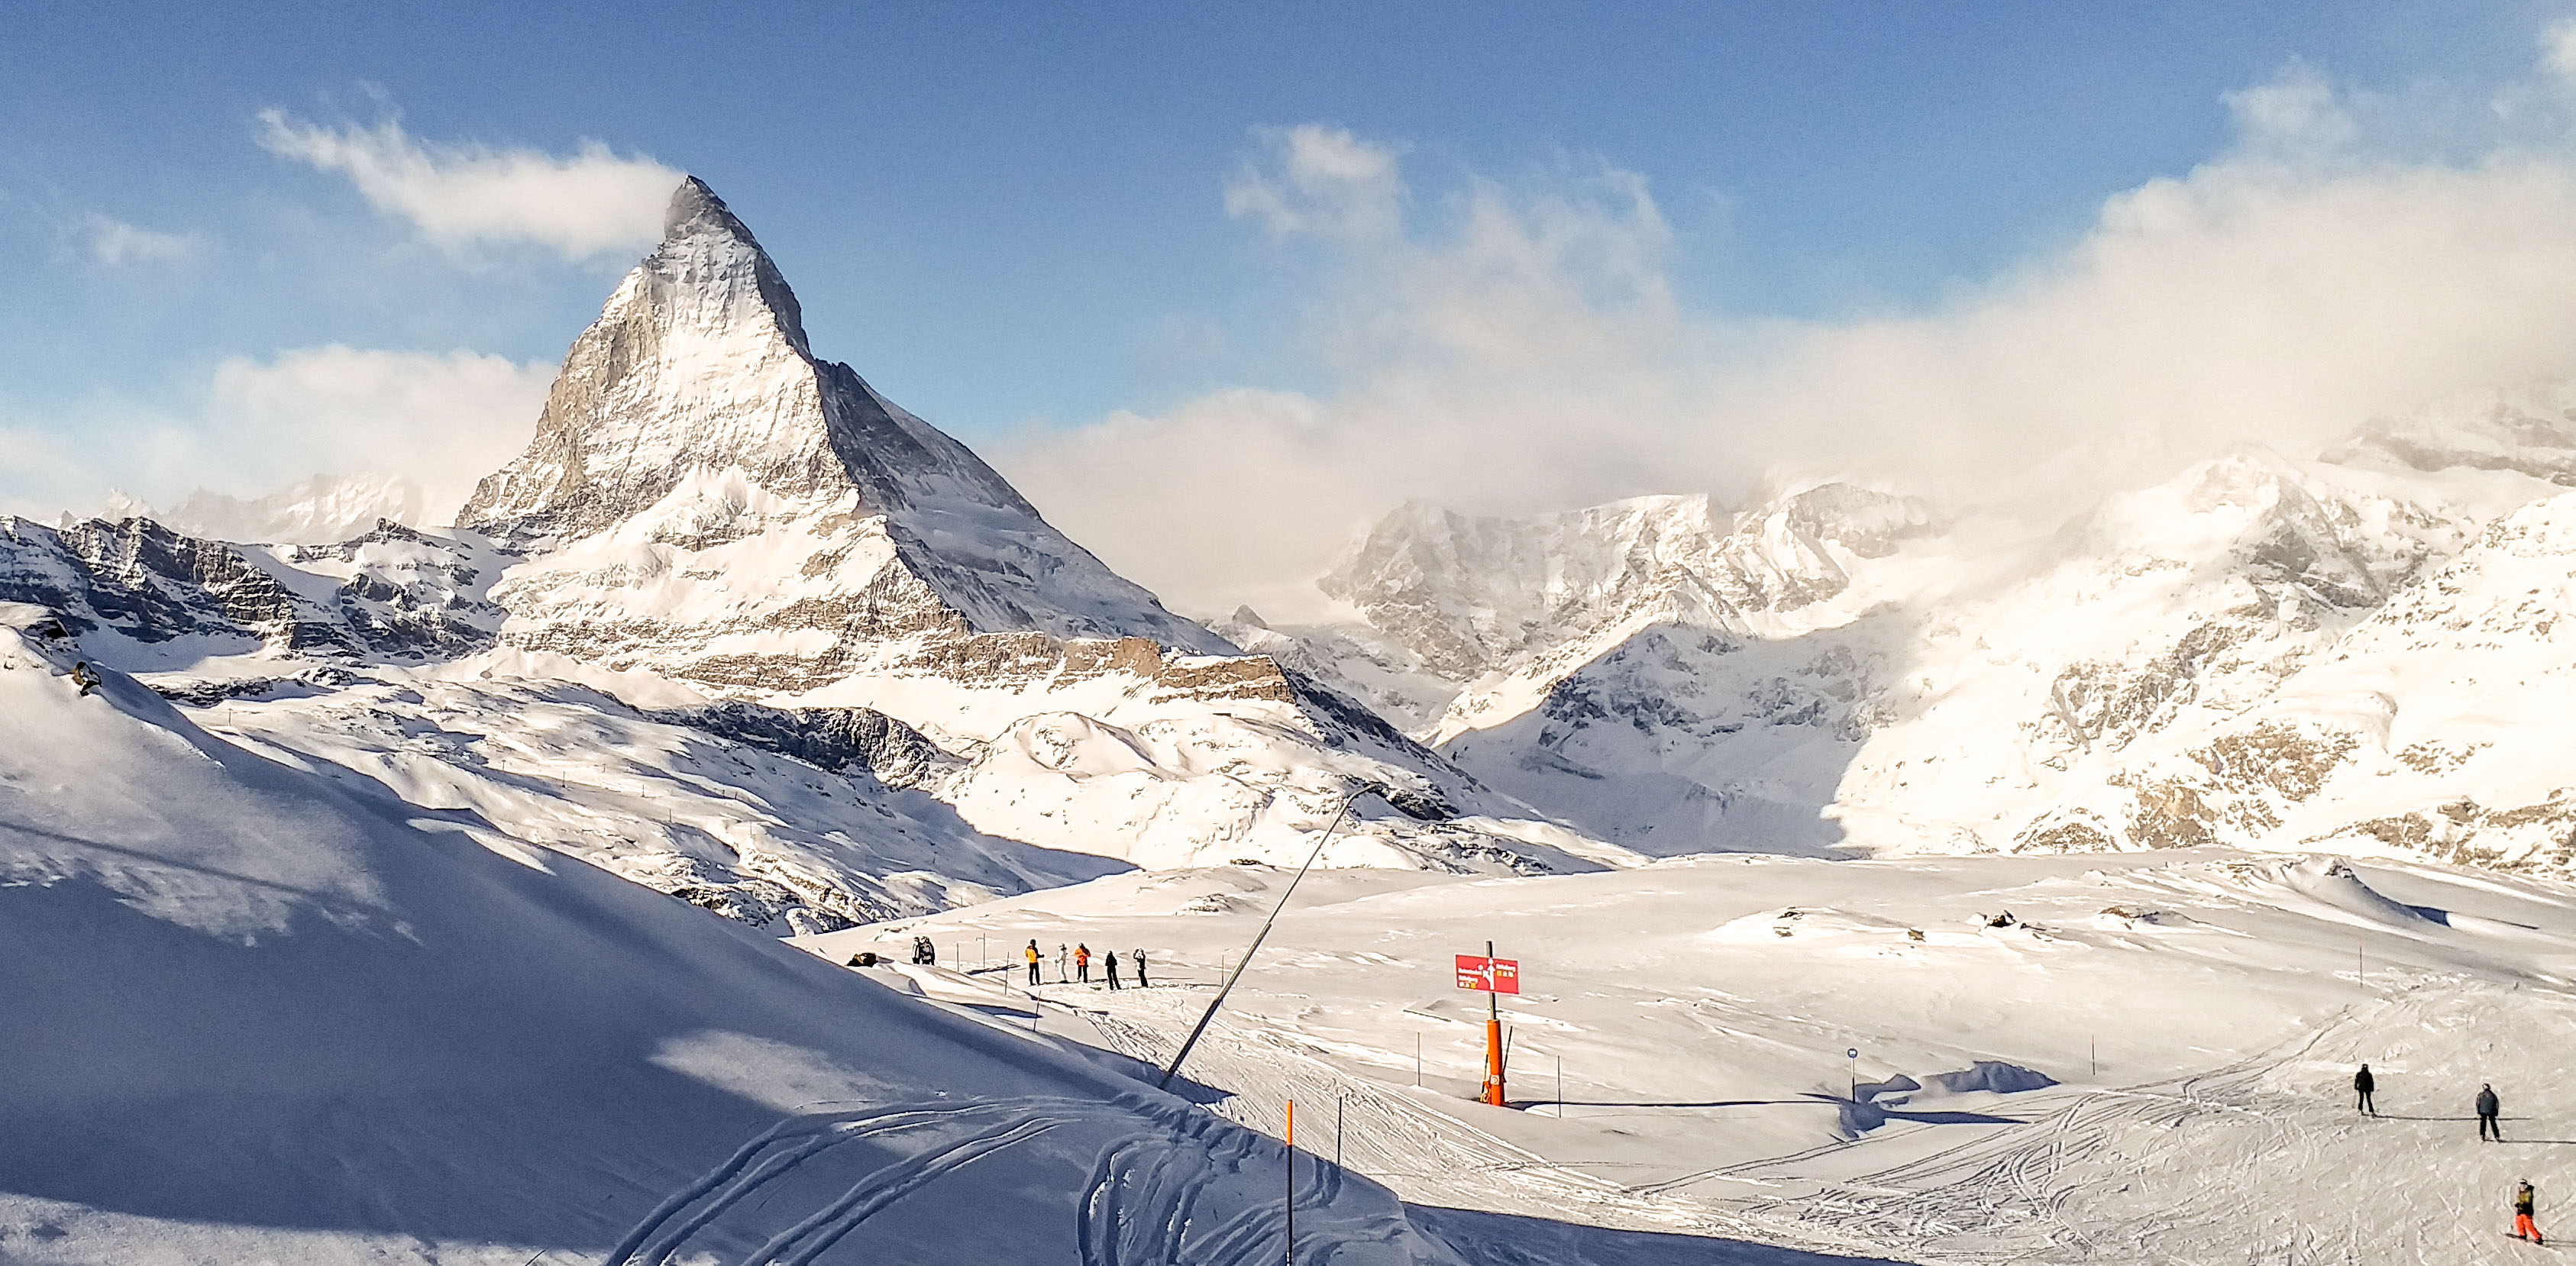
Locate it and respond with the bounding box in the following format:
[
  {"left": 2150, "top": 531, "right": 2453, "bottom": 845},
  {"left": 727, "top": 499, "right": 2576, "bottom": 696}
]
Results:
[{"left": 1455, "top": 954, "right": 1520, "bottom": 994}]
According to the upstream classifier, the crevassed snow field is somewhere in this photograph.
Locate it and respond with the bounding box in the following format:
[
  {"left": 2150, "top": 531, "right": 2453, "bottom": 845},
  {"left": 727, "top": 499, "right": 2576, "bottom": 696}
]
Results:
[{"left": 802, "top": 845, "right": 2576, "bottom": 1264}]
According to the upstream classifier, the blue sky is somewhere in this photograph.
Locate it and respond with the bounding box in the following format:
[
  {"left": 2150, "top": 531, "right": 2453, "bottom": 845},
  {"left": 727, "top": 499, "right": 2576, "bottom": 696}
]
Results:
[{"left": 8, "top": 2, "right": 2576, "bottom": 609}]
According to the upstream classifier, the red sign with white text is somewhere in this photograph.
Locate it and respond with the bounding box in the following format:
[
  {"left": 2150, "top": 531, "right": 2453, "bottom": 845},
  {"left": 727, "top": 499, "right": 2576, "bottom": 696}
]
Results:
[{"left": 1455, "top": 954, "right": 1521, "bottom": 994}]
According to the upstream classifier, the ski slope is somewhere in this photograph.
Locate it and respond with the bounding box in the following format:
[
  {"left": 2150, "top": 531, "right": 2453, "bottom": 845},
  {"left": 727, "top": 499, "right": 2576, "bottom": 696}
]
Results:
[
  {"left": 0, "top": 613, "right": 1726, "bottom": 1266},
  {"left": 804, "top": 847, "right": 2576, "bottom": 1264}
]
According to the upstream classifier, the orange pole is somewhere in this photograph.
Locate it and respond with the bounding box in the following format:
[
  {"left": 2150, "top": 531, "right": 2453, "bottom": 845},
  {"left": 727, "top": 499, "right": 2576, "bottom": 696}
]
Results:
[{"left": 1482, "top": 939, "right": 1507, "bottom": 1106}]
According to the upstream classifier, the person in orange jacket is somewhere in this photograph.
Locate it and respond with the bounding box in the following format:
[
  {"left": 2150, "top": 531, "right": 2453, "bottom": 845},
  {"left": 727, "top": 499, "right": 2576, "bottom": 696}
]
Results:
[
  {"left": 1023, "top": 939, "right": 1041, "bottom": 986},
  {"left": 1075, "top": 943, "right": 1091, "bottom": 983}
]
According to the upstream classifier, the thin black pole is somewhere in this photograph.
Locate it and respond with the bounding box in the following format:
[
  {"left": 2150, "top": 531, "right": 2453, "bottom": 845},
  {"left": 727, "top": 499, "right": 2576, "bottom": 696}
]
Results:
[{"left": 1159, "top": 783, "right": 1382, "bottom": 1090}]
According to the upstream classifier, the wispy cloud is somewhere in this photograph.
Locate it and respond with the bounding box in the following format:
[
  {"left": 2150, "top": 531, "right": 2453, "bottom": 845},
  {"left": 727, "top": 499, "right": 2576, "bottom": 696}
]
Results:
[
  {"left": 1223, "top": 124, "right": 1407, "bottom": 242},
  {"left": 1001, "top": 40, "right": 2576, "bottom": 621},
  {"left": 85, "top": 215, "right": 202, "bottom": 265},
  {"left": 257, "top": 106, "right": 680, "bottom": 259},
  {"left": 187, "top": 344, "right": 554, "bottom": 521}
]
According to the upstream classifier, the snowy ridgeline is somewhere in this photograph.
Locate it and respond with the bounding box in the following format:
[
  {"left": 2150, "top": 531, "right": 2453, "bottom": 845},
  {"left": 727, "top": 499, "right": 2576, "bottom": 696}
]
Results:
[{"left": 1246, "top": 395, "right": 2576, "bottom": 874}]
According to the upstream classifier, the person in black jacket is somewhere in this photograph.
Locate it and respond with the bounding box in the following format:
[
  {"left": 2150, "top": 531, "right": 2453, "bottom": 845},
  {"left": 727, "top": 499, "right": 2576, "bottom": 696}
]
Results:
[
  {"left": 2480, "top": 1084, "right": 2503, "bottom": 1141},
  {"left": 1104, "top": 950, "right": 1123, "bottom": 990},
  {"left": 2354, "top": 1064, "right": 2376, "bottom": 1116},
  {"left": 2516, "top": 1180, "right": 2545, "bottom": 1244}
]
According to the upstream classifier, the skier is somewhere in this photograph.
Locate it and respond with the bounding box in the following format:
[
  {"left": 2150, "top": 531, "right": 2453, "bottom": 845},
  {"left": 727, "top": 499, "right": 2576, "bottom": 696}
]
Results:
[
  {"left": 2354, "top": 1064, "right": 2376, "bottom": 1116},
  {"left": 2481, "top": 1084, "right": 2504, "bottom": 1142},
  {"left": 1105, "top": 950, "right": 1122, "bottom": 990},
  {"left": 1024, "top": 939, "right": 1041, "bottom": 986},
  {"left": 1075, "top": 943, "right": 1091, "bottom": 983},
  {"left": 69, "top": 661, "right": 101, "bottom": 696},
  {"left": 1133, "top": 949, "right": 1149, "bottom": 989},
  {"left": 1058, "top": 942, "right": 1069, "bottom": 982},
  {"left": 2517, "top": 1180, "right": 2545, "bottom": 1245}
]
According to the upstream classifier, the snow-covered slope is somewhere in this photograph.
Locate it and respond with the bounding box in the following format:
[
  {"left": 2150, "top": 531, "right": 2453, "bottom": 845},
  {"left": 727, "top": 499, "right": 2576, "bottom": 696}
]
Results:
[
  {"left": 1272, "top": 411, "right": 2576, "bottom": 869},
  {"left": 811, "top": 844, "right": 2576, "bottom": 1265},
  {"left": 0, "top": 514, "right": 507, "bottom": 667},
  {"left": 0, "top": 612, "right": 1509, "bottom": 1265},
  {"left": 2014, "top": 487, "right": 2576, "bottom": 866}
]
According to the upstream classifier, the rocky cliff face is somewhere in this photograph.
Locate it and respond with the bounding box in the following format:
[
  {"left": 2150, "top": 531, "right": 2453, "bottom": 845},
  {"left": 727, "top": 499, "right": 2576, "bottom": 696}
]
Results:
[
  {"left": 459, "top": 178, "right": 1230, "bottom": 696},
  {"left": 0, "top": 515, "right": 503, "bottom": 664}
]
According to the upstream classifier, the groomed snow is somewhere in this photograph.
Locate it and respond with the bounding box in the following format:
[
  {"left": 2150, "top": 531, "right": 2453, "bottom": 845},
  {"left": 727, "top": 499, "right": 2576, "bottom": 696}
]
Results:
[{"left": 804, "top": 845, "right": 2576, "bottom": 1264}]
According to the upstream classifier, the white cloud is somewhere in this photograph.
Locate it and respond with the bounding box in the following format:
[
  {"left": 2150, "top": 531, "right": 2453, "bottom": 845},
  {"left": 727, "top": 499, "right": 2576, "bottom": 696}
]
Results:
[
  {"left": 1001, "top": 54, "right": 2576, "bottom": 622},
  {"left": 85, "top": 215, "right": 202, "bottom": 265},
  {"left": 199, "top": 345, "right": 552, "bottom": 519},
  {"left": 2220, "top": 61, "right": 2356, "bottom": 162},
  {"left": 115, "top": 346, "right": 554, "bottom": 526},
  {"left": 2545, "top": 18, "right": 2576, "bottom": 85},
  {"left": 257, "top": 108, "right": 680, "bottom": 258},
  {"left": 1223, "top": 124, "right": 1406, "bottom": 241}
]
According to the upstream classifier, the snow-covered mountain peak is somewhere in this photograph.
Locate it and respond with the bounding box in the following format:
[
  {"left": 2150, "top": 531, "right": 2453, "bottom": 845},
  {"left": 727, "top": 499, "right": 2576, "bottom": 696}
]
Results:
[{"left": 451, "top": 177, "right": 1229, "bottom": 686}]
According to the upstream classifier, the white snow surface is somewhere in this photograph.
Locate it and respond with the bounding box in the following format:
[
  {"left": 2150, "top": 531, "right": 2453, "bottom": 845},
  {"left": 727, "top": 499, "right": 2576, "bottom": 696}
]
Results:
[
  {"left": 0, "top": 621, "right": 1574, "bottom": 1266},
  {"left": 806, "top": 845, "right": 2576, "bottom": 1264}
]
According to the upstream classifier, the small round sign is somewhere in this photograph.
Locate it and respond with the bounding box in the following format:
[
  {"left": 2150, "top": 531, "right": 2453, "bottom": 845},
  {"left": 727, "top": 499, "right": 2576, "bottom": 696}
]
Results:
[{"left": 1847, "top": 1048, "right": 1859, "bottom": 1059}]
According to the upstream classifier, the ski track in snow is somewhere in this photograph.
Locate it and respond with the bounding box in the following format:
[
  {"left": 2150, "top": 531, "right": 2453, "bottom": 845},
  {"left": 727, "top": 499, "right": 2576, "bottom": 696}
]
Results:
[{"left": 603, "top": 1090, "right": 1403, "bottom": 1266}]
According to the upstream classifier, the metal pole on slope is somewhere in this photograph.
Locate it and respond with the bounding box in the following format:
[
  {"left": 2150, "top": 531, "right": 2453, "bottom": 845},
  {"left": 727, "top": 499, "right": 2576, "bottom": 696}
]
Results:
[
  {"left": 1848, "top": 1048, "right": 1860, "bottom": 1103},
  {"left": 1483, "top": 940, "right": 1506, "bottom": 1107},
  {"left": 1285, "top": 1097, "right": 1296, "bottom": 1266},
  {"left": 1158, "top": 783, "right": 1385, "bottom": 1090}
]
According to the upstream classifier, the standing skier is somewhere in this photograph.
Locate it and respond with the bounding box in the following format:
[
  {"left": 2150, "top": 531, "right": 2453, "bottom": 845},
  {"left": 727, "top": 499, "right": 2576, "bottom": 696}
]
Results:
[
  {"left": 1024, "top": 939, "right": 1041, "bottom": 986},
  {"left": 1075, "top": 943, "right": 1091, "bottom": 983},
  {"left": 2354, "top": 1064, "right": 2376, "bottom": 1116},
  {"left": 1105, "top": 950, "right": 1122, "bottom": 990},
  {"left": 1058, "top": 943, "right": 1069, "bottom": 982},
  {"left": 1133, "top": 949, "right": 1149, "bottom": 989},
  {"left": 2480, "top": 1084, "right": 2504, "bottom": 1142},
  {"left": 2517, "top": 1180, "right": 2545, "bottom": 1245}
]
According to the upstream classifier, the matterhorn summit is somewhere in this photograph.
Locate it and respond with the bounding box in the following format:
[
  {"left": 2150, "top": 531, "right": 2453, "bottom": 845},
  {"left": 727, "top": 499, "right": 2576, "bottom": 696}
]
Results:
[{"left": 464, "top": 177, "right": 1230, "bottom": 693}]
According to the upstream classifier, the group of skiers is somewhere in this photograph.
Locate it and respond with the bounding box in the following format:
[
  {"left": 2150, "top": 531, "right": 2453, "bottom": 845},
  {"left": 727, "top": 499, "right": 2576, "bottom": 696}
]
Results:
[
  {"left": 1025, "top": 939, "right": 1148, "bottom": 990},
  {"left": 2353, "top": 1064, "right": 2544, "bottom": 1244}
]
